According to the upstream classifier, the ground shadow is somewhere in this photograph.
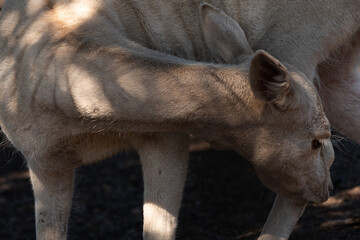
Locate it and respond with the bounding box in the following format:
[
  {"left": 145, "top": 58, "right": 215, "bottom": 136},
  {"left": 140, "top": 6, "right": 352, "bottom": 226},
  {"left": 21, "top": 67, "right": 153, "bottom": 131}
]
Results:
[{"left": 1, "top": 134, "right": 360, "bottom": 240}]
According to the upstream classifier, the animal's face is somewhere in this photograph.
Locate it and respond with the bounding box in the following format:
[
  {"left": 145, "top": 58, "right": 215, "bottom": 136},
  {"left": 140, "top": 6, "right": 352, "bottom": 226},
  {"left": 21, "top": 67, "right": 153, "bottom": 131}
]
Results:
[
  {"left": 249, "top": 126, "right": 334, "bottom": 203},
  {"left": 209, "top": 52, "right": 334, "bottom": 203},
  {"left": 235, "top": 64, "right": 334, "bottom": 203},
  {"left": 200, "top": 3, "right": 334, "bottom": 203}
]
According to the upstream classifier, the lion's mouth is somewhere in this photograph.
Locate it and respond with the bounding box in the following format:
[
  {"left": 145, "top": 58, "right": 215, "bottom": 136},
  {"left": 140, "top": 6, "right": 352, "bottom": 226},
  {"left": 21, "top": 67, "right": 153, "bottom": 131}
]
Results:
[{"left": 302, "top": 178, "right": 333, "bottom": 203}]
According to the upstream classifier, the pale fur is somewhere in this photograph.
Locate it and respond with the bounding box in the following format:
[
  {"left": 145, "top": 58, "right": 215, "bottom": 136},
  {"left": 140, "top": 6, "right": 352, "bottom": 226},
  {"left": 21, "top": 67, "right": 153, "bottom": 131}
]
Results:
[{"left": 0, "top": 0, "right": 359, "bottom": 240}]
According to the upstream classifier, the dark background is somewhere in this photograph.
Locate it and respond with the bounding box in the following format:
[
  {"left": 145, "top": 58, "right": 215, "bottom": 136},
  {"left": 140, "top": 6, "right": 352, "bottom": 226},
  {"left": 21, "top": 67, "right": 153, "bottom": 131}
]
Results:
[{"left": 1, "top": 132, "right": 360, "bottom": 240}]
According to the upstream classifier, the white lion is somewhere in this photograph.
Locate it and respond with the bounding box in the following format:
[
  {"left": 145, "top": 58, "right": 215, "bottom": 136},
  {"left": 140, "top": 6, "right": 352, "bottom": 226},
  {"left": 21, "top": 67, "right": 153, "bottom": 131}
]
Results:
[{"left": 0, "top": 1, "right": 359, "bottom": 240}]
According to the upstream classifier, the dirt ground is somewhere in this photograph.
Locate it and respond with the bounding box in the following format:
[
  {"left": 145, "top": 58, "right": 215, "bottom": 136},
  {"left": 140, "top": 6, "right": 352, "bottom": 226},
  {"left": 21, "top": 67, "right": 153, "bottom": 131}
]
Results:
[{"left": 1, "top": 133, "right": 360, "bottom": 240}]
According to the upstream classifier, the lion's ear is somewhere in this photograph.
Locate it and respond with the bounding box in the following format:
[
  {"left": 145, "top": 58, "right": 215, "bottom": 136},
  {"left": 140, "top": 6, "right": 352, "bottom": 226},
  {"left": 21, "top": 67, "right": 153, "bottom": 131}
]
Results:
[
  {"left": 199, "top": 3, "right": 253, "bottom": 63},
  {"left": 250, "top": 50, "right": 293, "bottom": 110}
]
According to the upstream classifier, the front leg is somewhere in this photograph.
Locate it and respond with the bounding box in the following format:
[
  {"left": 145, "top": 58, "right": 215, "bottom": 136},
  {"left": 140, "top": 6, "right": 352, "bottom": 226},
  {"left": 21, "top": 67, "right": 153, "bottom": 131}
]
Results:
[
  {"left": 29, "top": 162, "right": 75, "bottom": 240},
  {"left": 258, "top": 194, "right": 307, "bottom": 240},
  {"left": 132, "top": 132, "right": 189, "bottom": 240}
]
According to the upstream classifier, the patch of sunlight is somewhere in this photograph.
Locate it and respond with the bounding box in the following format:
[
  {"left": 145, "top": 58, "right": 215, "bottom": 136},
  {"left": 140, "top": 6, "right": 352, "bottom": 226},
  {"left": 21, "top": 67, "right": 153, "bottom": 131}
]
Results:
[
  {"left": 0, "top": 11, "right": 20, "bottom": 37},
  {"left": 327, "top": 210, "right": 352, "bottom": 217},
  {"left": 143, "top": 202, "right": 177, "bottom": 239},
  {"left": 0, "top": 171, "right": 29, "bottom": 193},
  {"left": 0, "top": 55, "right": 19, "bottom": 115},
  {"left": 235, "top": 228, "right": 262, "bottom": 239},
  {"left": 68, "top": 64, "right": 114, "bottom": 117},
  {"left": 320, "top": 218, "right": 360, "bottom": 229},
  {"left": 26, "top": 0, "right": 48, "bottom": 15},
  {"left": 321, "top": 196, "right": 343, "bottom": 207},
  {"left": 189, "top": 135, "right": 211, "bottom": 151},
  {"left": 52, "top": 1, "right": 100, "bottom": 33},
  {"left": 321, "top": 186, "right": 360, "bottom": 207}
]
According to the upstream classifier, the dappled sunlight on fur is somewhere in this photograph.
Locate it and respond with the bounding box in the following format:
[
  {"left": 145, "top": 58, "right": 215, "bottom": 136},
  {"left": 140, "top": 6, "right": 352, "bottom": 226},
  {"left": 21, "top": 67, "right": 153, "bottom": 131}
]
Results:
[{"left": 0, "top": 1, "right": 359, "bottom": 240}]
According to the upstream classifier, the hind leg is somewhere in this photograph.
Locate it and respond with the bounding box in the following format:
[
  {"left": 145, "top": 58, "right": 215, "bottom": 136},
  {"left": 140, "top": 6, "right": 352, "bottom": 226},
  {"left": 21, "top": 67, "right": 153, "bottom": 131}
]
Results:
[
  {"left": 131, "top": 132, "right": 189, "bottom": 240},
  {"left": 28, "top": 160, "right": 75, "bottom": 240}
]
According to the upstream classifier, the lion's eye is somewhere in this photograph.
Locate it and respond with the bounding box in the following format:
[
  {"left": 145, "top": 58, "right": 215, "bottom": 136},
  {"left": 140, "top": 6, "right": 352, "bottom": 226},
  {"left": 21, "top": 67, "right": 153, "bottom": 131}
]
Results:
[{"left": 312, "top": 139, "right": 322, "bottom": 150}]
